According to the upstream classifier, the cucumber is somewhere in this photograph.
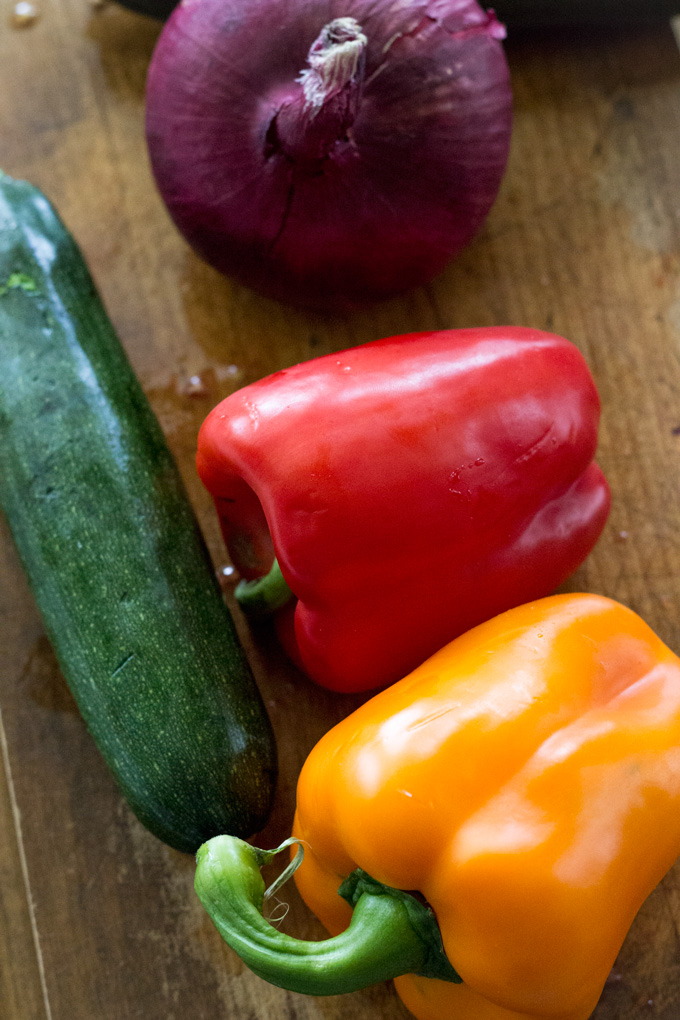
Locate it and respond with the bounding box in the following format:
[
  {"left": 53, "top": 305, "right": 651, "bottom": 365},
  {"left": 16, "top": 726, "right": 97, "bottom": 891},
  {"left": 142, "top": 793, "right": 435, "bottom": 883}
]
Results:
[{"left": 0, "top": 172, "right": 277, "bottom": 854}]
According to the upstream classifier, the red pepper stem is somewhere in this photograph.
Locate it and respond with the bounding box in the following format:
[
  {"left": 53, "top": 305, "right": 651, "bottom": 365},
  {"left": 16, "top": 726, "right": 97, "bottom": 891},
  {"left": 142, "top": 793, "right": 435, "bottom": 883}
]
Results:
[
  {"left": 195, "top": 835, "right": 461, "bottom": 996},
  {"left": 234, "top": 558, "right": 293, "bottom": 617},
  {"left": 272, "top": 18, "right": 367, "bottom": 162}
]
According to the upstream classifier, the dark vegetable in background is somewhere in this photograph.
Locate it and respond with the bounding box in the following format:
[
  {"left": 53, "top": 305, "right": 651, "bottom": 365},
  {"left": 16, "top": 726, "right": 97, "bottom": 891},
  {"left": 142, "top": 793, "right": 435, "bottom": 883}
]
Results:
[
  {"left": 492, "top": 1, "right": 680, "bottom": 27},
  {"left": 145, "top": 0, "right": 512, "bottom": 310},
  {"left": 0, "top": 172, "right": 277, "bottom": 854},
  {"left": 115, "top": 0, "right": 175, "bottom": 18},
  {"left": 115, "top": 0, "right": 680, "bottom": 29}
]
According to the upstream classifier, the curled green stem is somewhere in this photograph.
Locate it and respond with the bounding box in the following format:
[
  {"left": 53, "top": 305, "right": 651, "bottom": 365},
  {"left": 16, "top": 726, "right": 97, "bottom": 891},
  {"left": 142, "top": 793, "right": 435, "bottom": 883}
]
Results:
[{"left": 195, "top": 835, "right": 461, "bottom": 996}]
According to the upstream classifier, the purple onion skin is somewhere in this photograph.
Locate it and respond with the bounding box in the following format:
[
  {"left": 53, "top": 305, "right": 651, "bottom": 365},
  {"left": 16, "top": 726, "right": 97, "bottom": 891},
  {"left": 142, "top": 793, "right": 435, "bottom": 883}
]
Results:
[{"left": 145, "top": 0, "right": 512, "bottom": 311}]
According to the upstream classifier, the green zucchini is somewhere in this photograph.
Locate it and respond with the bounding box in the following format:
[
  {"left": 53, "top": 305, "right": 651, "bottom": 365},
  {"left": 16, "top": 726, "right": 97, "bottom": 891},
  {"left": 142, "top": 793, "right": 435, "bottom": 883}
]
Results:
[{"left": 0, "top": 172, "right": 277, "bottom": 854}]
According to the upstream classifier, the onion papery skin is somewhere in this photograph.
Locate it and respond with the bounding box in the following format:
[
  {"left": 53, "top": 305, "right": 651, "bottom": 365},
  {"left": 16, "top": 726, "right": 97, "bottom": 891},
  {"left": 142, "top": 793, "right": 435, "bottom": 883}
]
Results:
[{"left": 146, "top": 0, "right": 512, "bottom": 311}]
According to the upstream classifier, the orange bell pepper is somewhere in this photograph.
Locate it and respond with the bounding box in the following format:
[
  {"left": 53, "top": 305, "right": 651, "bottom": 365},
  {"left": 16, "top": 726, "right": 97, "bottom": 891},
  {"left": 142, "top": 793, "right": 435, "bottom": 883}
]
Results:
[{"left": 195, "top": 594, "right": 680, "bottom": 1020}]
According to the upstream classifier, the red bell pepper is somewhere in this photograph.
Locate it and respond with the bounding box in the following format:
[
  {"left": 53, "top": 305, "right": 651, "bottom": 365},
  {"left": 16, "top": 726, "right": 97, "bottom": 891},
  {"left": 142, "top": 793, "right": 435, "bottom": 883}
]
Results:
[{"left": 197, "top": 328, "right": 610, "bottom": 692}]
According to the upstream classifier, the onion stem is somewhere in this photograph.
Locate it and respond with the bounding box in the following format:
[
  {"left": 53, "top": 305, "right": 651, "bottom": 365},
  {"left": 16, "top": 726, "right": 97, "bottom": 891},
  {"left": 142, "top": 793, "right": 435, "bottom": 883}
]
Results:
[
  {"left": 300, "top": 18, "right": 367, "bottom": 109},
  {"left": 272, "top": 18, "right": 367, "bottom": 162}
]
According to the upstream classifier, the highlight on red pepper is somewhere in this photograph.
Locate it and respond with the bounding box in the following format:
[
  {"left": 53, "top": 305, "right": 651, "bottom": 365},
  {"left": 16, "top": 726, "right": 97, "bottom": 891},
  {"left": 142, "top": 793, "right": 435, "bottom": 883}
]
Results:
[
  {"left": 195, "top": 593, "right": 680, "bottom": 1020},
  {"left": 197, "top": 327, "right": 610, "bottom": 693}
]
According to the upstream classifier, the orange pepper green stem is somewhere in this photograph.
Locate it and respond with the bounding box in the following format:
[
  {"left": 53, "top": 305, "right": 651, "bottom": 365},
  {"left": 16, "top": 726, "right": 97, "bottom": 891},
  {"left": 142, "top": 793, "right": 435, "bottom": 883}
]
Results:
[{"left": 194, "top": 835, "right": 460, "bottom": 994}]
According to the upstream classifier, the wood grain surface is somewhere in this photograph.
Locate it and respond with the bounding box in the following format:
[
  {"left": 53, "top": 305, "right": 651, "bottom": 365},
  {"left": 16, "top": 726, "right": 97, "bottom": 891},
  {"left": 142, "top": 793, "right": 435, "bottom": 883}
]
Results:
[{"left": 1, "top": 4, "right": 680, "bottom": 1019}]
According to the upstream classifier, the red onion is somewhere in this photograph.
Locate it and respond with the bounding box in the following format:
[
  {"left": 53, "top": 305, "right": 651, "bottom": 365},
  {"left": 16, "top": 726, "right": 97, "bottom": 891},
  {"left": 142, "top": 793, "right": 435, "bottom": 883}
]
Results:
[{"left": 146, "top": 0, "right": 512, "bottom": 311}]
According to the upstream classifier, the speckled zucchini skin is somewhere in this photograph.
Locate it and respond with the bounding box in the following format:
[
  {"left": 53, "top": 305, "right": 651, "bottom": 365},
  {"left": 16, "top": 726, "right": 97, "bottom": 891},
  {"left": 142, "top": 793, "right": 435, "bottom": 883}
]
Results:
[{"left": 0, "top": 172, "right": 277, "bottom": 853}]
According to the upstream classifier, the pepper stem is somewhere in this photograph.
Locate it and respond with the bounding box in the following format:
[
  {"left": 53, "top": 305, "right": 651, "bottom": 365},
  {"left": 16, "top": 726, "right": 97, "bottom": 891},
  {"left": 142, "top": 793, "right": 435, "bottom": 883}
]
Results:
[
  {"left": 195, "top": 835, "right": 461, "bottom": 996},
  {"left": 234, "top": 558, "right": 293, "bottom": 617},
  {"left": 271, "top": 18, "right": 367, "bottom": 162}
]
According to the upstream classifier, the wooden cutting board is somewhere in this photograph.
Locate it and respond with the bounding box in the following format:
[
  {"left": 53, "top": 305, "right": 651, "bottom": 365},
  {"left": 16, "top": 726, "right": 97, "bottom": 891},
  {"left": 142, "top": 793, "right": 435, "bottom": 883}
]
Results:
[{"left": 1, "top": 4, "right": 680, "bottom": 1018}]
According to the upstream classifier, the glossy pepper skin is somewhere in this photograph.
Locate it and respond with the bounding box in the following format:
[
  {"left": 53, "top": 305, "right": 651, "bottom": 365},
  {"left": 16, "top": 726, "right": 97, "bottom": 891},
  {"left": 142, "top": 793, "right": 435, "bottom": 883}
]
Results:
[
  {"left": 197, "top": 328, "right": 610, "bottom": 692},
  {"left": 288, "top": 594, "right": 680, "bottom": 1020}
]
